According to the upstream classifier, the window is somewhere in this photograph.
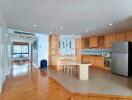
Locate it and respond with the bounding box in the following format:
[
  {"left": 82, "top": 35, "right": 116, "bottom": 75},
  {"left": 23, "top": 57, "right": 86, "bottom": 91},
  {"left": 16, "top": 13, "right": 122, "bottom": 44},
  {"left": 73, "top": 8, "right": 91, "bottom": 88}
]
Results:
[
  {"left": 59, "top": 35, "right": 75, "bottom": 56},
  {"left": 12, "top": 42, "right": 29, "bottom": 59}
]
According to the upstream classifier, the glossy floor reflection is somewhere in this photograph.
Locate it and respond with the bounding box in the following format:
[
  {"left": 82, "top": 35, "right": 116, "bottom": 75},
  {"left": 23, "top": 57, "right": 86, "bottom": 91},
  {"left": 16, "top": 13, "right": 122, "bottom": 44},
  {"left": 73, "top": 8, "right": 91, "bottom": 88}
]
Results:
[
  {"left": 0, "top": 61, "right": 71, "bottom": 100},
  {"left": 12, "top": 61, "right": 30, "bottom": 77}
]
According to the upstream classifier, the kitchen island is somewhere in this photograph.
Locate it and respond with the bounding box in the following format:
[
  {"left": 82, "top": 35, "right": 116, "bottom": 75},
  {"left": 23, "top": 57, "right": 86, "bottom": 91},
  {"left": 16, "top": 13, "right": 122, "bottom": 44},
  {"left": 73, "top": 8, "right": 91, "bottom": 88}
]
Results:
[{"left": 57, "top": 60, "right": 92, "bottom": 80}]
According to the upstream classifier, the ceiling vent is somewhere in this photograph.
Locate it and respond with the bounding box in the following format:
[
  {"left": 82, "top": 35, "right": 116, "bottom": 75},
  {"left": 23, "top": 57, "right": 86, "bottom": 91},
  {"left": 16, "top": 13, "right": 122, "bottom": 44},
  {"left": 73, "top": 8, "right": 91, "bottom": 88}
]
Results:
[{"left": 14, "top": 31, "right": 35, "bottom": 35}]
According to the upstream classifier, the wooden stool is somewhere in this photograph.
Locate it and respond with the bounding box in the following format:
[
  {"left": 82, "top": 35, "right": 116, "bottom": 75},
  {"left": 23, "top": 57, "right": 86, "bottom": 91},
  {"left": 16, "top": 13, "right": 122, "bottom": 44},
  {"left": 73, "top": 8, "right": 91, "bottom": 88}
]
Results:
[
  {"left": 71, "top": 65, "right": 76, "bottom": 76},
  {"left": 63, "top": 65, "right": 67, "bottom": 73}
]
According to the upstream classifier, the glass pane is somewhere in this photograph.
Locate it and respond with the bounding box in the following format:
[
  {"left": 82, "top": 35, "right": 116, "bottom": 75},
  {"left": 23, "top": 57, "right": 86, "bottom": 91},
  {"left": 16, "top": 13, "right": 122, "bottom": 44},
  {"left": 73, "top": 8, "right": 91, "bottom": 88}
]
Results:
[
  {"left": 13, "top": 43, "right": 29, "bottom": 59},
  {"left": 13, "top": 54, "right": 21, "bottom": 58}
]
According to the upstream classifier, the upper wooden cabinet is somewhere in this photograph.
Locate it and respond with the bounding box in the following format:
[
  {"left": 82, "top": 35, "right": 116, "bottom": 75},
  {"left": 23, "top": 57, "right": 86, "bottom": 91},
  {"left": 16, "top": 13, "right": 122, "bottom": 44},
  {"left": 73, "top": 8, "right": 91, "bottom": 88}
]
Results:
[
  {"left": 89, "top": 37, "right": 98, "bottom": 48},
  {"left": 126, "top": 32, "right": 132, "bottom": 42},
  {"left": 115, "top": 33, "right": 126, "bottom": 42},
  {"left": 104, "top": 34, "right": 116, "bottom": 48},
  {"left": 55, "top": 33, "right": 60, "bottom": 56},
  {"left": 98, "top": 36, "right": 104, "bottom": 48},
  {"left": 81, "top": 38, "right": 89, "bottom": 49},
  {"left": 76, "top": 38, "right": 81, "bottom": 49}
]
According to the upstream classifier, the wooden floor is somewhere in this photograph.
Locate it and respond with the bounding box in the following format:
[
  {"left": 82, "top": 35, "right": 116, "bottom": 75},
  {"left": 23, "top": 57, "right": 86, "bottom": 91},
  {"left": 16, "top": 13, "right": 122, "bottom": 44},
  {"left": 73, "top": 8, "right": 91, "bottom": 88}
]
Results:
[
  {"left": 0, "top": 61, "right": 71, "bottom": 100},
  {"left": 71, "top": 93, "right": 132, "bottom": 100},
  {"left": 0, "top": 61, "right": 132, "bottom": 100}
]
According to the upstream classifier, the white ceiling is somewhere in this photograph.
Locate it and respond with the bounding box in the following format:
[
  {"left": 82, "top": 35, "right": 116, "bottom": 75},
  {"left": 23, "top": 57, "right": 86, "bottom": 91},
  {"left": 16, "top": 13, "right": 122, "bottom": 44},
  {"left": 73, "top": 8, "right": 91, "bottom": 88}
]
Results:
[{"left": 0, "top": 0, "right": 132, "bottom": 36}]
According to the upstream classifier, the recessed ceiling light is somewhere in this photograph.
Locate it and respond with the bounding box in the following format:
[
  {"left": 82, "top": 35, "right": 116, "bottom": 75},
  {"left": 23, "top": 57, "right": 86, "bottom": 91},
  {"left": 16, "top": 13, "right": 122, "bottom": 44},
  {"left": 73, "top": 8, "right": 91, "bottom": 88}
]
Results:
[
  {"left": 33, "top": 24, "right": 37, "bottom": 28},
  {"left": 49, "top": 32, "right": 52, "bottom": 34},
  {"left": 108, "top": 23, "right": 112, "bottom": 26},
  {"left": 85, "top": 29, "right": 89, "bottom": 32},
  {"left": 59, "top": 26, "right": 63, "bottom": 29}
]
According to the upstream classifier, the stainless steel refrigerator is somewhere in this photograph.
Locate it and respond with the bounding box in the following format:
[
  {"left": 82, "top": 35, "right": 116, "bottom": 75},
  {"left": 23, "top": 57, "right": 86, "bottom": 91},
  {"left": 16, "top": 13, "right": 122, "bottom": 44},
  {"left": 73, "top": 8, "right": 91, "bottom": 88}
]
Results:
[{"left": 111, "top": 42, "right": 132, "bottom": 77}]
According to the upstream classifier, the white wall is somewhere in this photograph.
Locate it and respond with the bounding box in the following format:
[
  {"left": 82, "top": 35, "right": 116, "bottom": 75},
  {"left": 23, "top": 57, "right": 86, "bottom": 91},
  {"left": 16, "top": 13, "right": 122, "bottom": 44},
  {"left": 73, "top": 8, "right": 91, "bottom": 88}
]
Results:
[
  {"left": 32, "top": 40, "right": 38, "bottom": 68},
  {"left": 36, "top": 34, "right": 48, "bottom": 67},
  {"left": 0, "top": 11, "right": 11, "bottom": 93}
]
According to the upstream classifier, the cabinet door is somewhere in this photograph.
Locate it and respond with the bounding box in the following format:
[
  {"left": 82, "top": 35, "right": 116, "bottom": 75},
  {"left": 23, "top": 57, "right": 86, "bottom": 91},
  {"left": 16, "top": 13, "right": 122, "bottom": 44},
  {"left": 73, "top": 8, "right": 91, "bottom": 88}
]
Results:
[
  {"left": 81, "top": 38, "right": 89, "bottom": 49},
  {"left": 126, "top": 32, "right": 132, "bottom": 42},
  {"left": 81, "top": 38, "right": 85, "bottom": 49},
  {"left": 116, "top": 33, "right": 126, "bottom": 42},
  {"left": 95, "top": 59, "right": 104, "bottom": 68},
  {"left": 76, "top": 39, "right": 81, "bottom": 49},
  {"left": 98, "top": 36, "right": 104, "bottom": 48},
  {"left": 89, "top": 37, "right": 98, "bottom": 48},
  {"left": 82, "top": 57, "right": 95, "bottom": 64},
  {"left": 88, "top": 59, "right": 96, "bottom": 66},
  {"left": 105, "top": 34, "right": 116, "bottom": 48},
  {"left": 55, "top": 34, "right": 60, "bottom": 56}
]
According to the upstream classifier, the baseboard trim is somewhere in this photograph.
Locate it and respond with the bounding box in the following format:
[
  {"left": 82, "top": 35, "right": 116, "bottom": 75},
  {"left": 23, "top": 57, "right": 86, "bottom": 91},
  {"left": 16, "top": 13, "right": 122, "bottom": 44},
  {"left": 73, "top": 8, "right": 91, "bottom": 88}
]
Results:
[
  {"left": 0, "top": 75, "right": 7, "bottom": 94},
  {"left": 33, "top": 63, "right": 39, "bottom": 69},
  {"left": 0, "top": 85, "right": 2, "bottom": 94}
]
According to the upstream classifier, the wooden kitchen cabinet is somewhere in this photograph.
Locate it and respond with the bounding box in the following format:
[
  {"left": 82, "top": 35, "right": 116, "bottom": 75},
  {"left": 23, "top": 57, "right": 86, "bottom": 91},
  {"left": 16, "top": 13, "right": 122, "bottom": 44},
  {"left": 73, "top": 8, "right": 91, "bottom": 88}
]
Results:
[
  {"left": 126, "top": 31, "right": 132, "bottom": 42},
  {"left": 75, "top": 38, "right": 82, "bottom": 62},
  {"left": 115, "top": 33, "right": 126, "bottom": 42},
  {"left": 48, "top": 34, "right": 59, "bottom": 67},
  {"left": 98, "top": 36, "right": 104, "bottom": 48},
  {"left": 55, "top": 33, "right": 60, "bottom": 56},
  {"left": 95, "top": 58, "right": 104, "bottom": 68},
  {"left": 89, "top": 36, "right": 98, "bottom": 48},
  {"left": 82, "top": 55, "right": 104, "bottom": 68},
  {"left": 104, "top": 34, "right": 116, "bottom": 48},
  {"left": 76, "top": 38, "right": 81, "bottom": 49},
  {"left": 81, "top": 38, "right": 89, "bottom": 48},
  {"left": 87, "top": 59, "right": 96, "bottom": 66}
]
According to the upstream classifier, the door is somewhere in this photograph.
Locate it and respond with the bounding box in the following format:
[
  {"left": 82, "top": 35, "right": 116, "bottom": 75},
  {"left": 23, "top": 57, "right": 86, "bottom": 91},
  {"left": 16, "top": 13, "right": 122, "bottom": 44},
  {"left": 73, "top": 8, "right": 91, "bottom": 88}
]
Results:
[{"left": 111, "top": 53, "right": 128, "bottom": 76}]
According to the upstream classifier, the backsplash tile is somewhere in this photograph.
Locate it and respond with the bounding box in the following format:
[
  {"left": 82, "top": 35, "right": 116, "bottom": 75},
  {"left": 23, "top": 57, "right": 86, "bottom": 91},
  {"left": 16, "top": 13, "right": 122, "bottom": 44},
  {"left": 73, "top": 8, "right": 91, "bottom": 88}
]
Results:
[{"left": 81, "top": 49, "right": 111, "bottom": 56}]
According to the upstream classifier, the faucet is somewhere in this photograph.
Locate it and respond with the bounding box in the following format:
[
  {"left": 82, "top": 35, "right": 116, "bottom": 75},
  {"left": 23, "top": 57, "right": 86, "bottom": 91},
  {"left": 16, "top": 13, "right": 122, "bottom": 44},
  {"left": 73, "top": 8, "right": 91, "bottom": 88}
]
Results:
[{"left": 102, "top": 51, "right": 104, "bottom": 56}]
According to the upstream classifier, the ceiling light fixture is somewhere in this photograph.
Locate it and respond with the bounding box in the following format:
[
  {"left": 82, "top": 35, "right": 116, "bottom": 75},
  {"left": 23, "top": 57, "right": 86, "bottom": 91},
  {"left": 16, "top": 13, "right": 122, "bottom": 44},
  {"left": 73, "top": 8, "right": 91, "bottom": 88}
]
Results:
[
  {"left": 59, "top": 26, "right": 63, "bottom": 29},
  {"left": 85, "top": 29, "right": 89, "bottom": 32},
  {"left": 108, "top": 23, "right": 112, "bottom": 26},
  {"left": 49, "top": 32, "right": 52, "bottom": 34},
  {"left": 33, "top": 24, "right": 37, "bottom": 28}
]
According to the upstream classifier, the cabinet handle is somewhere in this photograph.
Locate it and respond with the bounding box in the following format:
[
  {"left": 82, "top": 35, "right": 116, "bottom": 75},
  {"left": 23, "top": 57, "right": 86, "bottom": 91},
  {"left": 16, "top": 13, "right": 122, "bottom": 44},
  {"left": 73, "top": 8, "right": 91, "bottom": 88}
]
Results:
[{"left": 59, "top": 41, "right": 60, "bottom": 48}]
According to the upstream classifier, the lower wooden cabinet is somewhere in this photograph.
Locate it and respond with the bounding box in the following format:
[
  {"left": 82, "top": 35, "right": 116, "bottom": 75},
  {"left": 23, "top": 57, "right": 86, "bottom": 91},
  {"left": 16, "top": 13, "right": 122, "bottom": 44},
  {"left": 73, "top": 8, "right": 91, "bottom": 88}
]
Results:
[
  {"left": 95, "top": 59, "right": 104, "bottom": 68},
  {"left": 82, "top": 55, "right": 104, "bottom": 68},
  {"left": 87, "top": 58, "right": 96, "bottom": 66}
]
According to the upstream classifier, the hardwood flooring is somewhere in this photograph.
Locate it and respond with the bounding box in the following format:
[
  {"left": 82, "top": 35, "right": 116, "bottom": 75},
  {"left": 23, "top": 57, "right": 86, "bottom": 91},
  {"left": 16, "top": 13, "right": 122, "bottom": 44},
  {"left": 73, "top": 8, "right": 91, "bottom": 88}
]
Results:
[
  {"left": 0, "top": 61, "right": 132, "bottom": 100},
  {"left": 71, "top": 93, "right": 132, "bottom": 100},
  {"left": 0, "top": 61, "right": 71, "bottom": 100}
]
